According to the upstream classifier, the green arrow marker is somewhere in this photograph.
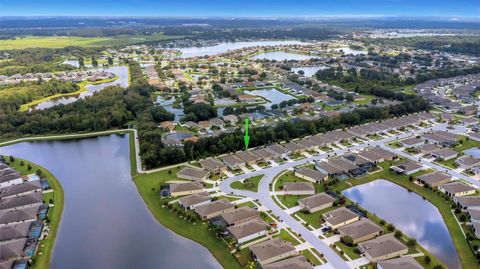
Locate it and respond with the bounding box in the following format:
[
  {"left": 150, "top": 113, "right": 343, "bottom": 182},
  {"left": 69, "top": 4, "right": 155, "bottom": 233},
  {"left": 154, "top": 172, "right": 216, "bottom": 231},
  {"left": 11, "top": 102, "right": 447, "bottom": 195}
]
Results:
[{"left": 244, "top": 118, "right": 250, "bottom": 149}]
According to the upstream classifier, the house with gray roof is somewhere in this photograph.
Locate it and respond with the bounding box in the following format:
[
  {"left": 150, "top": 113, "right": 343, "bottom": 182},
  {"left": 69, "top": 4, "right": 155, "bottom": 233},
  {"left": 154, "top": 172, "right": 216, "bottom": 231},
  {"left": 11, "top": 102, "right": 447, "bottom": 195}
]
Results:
[
  {"left": 416, "top": 172, "right": 451, "bottom": 187},
  {"left": 337, "top": 218, "right": 383, "bottom": 244},
  {"left": 377, "top": 256, "right": 423, "bottom": 269},
  {"left": 439, "top": 182, "right": 476, "bottom": 197},
  {"left": 323, "top": 207, "right": 359, "bottom": 229},
  {"left": 267, "top": 144, "right": 289, "bottom": 156},
  {"left": 0, "top": 238, "right": 27, "bottom": 262},
  {"left": 0, "top": 221, "right": 32, "bottom": 242},
  {"left": 217, "top": 207, "right": 258, "bottom": 227},
  {"left": 0, "top": 206, "right": 40, "bottom": 226},
  {"left": 195, "top": 200, "right": 235, "bottom": 220},
  {"left": 263, "top": 256, "right": 313, "bottom": 269},
  {"left": 0, "top": 180, "right": 42, "bottom": 199},
  {"left": 298, "top": 193, "right": 335, "bottom": 213},
  {"left": 236, "top": 151, "right": 261, "bottom": 165},
  {"left": 178, "top": 191, "right": 211, "bottom": 210},
  {"left": 0, "top": 192, "right": 42, "bottom": 211},
  {"left": 455, "top": 196, "right": 480, "bottom": 210},
  {"left": 227, "top": 218, "right": 269, "bottom": 244},
  {"left": 199, "top": 158, "right": 227, "bottom": 174},
  {"left": 399, "top": 137, "right": 423, "bottom": 148},
  {"left": 167, "top": 182, "right": 204, "bottom": 197},
  {"left": 358, "top": 234, "right": 408, "bottom": 262},
  {"left": 431, "top": 148, "right": 458, "bottom": 161},
  {"left": 249, "top": 238, "right": 296, "bottom": 265},
  {"left": 176, "top": 167, "right": 210, "bottom": 182},
  {"left": 252, "top": 148, "right": 277, "bottom": 161},
  {"left": 221, "top": 154, "right": 245, "bottom": 170},
  {"left": 456, "top": 156, "right": 480, "bottom": 169},
  {"left": 390, "top": 161, "right": 423, "bottom": 175},
  {"left": 282, "top": 182, "right": 315, "bottom": 196},
  {"left": 294, "top": 168, "right": 327, "bottom": 183}
]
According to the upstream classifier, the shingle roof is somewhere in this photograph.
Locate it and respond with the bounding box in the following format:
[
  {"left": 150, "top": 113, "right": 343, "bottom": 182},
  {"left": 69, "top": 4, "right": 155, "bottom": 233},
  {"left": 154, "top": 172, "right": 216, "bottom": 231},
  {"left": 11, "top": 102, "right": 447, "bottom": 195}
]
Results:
[
  {"left": 0, "top": 192, "right": 43, "bottom": 211},
  {"left": 249, "top": 238, "right": 295, "bottom": 262},
  {"left": 298, "top": 193, "right": 335, "bottom": 209},
  {"left": 176, "top": 167, "right": 209, "bottom": 181},
  {"left": 263, "top": 256, "right": 314, "bottom": 269},
  {"left": 178, "top": 192, "right": 210, "bottom": 207},
  {"left": 227, "top": 218, "right": 268, "bottom": 240},
  {"left": 295, "top": 168, "right": 327, "bottom": 181},
  {"left": 337, "top": 218, "right": 382, "bottom": 241},
  {"left": 440, "top": 181, "right": 476, "bottom": 194},
  {"left": 283, "top": 182, "right": 315, "bottom": 192},
  {"left": 358, "top": 234, "right": 407, "bottom": 259},
  {"left": 377, "top": 256, "right": 422, "bottom": 269},
  {"left": 169, "top": 182, "right": 203, "bottom": 193},
  {"left": 323, "top": 207, "right": 358, "bottom": 226},
  {"left": 0, "top": 180, "right": 42, "bottom": 199},
  {"left": 0, "top": 238, "right": 27, "bottom": 260},
  {"left": 0, "top": 206, "right": 40, "bottom": 225},
  {"left": 194, "top": 200, "right": 234, "bottom": 217}
]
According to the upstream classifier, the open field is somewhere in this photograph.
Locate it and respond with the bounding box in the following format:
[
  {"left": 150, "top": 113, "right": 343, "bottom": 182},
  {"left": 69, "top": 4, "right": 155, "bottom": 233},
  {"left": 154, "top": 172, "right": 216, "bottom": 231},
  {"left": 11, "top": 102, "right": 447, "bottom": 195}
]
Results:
[
  {"left": 4, "top": 157, "right": 64, "bottom": 269},
  {"left": 0, "top": 34, "right": 183, "bottom": 50}
]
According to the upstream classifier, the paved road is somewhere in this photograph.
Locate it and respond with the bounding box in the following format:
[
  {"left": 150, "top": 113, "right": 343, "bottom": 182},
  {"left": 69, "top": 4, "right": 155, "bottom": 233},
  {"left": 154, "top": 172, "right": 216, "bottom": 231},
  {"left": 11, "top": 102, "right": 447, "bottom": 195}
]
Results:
[{"left": 219, "top": 121, "right": 480, "bottom": 268}]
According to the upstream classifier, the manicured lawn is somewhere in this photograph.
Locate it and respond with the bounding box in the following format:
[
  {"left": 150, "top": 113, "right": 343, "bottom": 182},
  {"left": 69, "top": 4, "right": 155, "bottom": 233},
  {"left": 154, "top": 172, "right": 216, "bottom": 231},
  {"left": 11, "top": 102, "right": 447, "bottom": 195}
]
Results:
[
  {"left": 295, "top": 206, "right": 339, "bottom": 229},
  {"left": 4, "top": 157, "right": 64, "bottom": 269},
  {"left": 301, "top": 249, "right": 322, "bottom": 266},
  {"left": 274, "top": 171, "right": 307, "bottom": 191},
  {"left": 275, "top": 194, "right": 307, "bottom": 208},
  {"left": 230, "top": 175, "right": 263, "bottom": 192},
  {"left": 273, "top": 229, "right": 301, "bottom": 245},
  {"left": 436, "top": 158, "right": 458, "bottom": 169},
  {"left": 335, "top": 241, "right": 360, "bottom": 259},
  {"left": 132, "top": 168, "right": 243, "bottom": 269},
  {"left": 455, "top": 136, "right": 480, "bottom": 152}
]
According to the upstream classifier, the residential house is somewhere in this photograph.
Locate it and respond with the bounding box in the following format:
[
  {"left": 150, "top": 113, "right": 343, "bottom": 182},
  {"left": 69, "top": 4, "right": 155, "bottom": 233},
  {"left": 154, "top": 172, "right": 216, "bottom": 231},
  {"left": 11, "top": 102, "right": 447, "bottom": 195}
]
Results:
[
  {"left": 459, "top": 105, "right": 478, "bottom": 116},
  {"left": 455, "top": 196, "right": 480, "bottom": 210},
  {"left": 199, "top": 158, "right": 227, "bottom": 174},
  {"left": 252, "top": 148, "right": 277, "bottom": 162},
  {"left": 423, "top": 131, "right": 458, "bottom": 147},
  {"left": 223, "top": 114, "right": 239, "bottom": 125},
  {"left": 431, "top": 148, "right": 458, "bottom": 161},
  {"left": 439, "top": 182, "right": 476, "bottom": 197},
  {"left": 195, "top": 200, "right": 235, "bottom": 220},
  {"left": 168, "top": 182, "right": 204, "bottom": 197},
  {"left": 294, "top": 168, "right": 328, "bottom": 183},
  {"left": 159, "top": 121, "right": 175, "bottom": 132},
  {"left": 390, "top": 161, "right": 423, "bottom": 175},
  {"left": 198, "top": 121, "right": 212, "bottom": 129},
  {"left": 0, "top": 180, "right": 42, "bottom": 199},
  {"left": 377, "top": 257, "right": 423, "bottom": 269},
  {"left": 263, "top": 256, "right": 313, "bottom": 269},
  {"left": 282, "top": 182, "right": 315, "bottom": 196},
  {"left": 216, "top": 207, "right": 258, "bottom": 227},
  {"left": 298, "top": 193, "right": 335, "bottom": 213},
  {"left": 227, "top": 218, "right": 269, "bottom": 244},
  {"left": 0, "top": 170, "right": 23, "bottom": 188},
  {"left": 358, "top": 234, "right": 408, "bottom": 262},
  {"left": 0, "top": 206, "right": 40, "bottom": 226},
  {"left": 249, "top": 238, "right": 296, "bottom": 265},
  {"left": 342, "top": 154, "right": 374, "bottom": 169},
  {"left": 0, "top": 192, "right": 43, "bottom": 212},
  {"left": 267, "top": 144, "right": 289, "bottom": 158},
  {"left": 282, "top": 142, "right": 305, "bottom": 155},
  {"left": 399, "top": 137, "right": 424, "bottom": 148},
  {"left": 416, "top": 172, "right": 451, "bottom": 187},
  {"left": 209, "top": 118, "right": 224, "bottom": 128},
  {"left": 337, "top": 218, "right": 383, "bottom": 244},
  {"left": 236, "top": 151, "right": 261, "bottom": 166},
  {"left": 178, "top": 192, "right": 211, "bottom": 210},
  {"left": 221, "top": 155, "right": 246, "bottom": 170},
  {"left": 418, "top": 144, "right": 441, "bottom": 155},
  {"left": 176, "top": 167, "right": 210, "bottom": 182},
  {"left": 323, "top": 207, "right": 359, "bottom": 229},
  {"left": 456, "top": 156, "right": 480, "bottom": 169}
]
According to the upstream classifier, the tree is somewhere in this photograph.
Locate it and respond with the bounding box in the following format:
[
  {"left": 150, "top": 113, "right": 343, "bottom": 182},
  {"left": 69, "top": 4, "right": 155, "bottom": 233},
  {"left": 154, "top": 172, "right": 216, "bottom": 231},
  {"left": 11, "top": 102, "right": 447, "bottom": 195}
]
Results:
[
  {"left": 78, "top": 57, "right": 85, "bottom": 68},
  {"left": 407, "top": 238, "right": 417, "bottom": 247},
  {"left": 91, "top": 56, "right": 98, "bottom": 67},
  {"left": 35, "top": 169, "right": 43, "bottom": 177},
  {"left": 9, "top": 156, "right": 15, "bottom": 163},
  {"left": 424, "top": 255, "right": 431, "bottom": 264},
  {"left": 108, "top": 57, "right": 114, "bottom": 65},
  {"left": 394, "top": 230, "right": 403, "bottom": 238},
  {"left": 345, "top": 94, "right": 354, "bottom": 102},
  {"left": 340, "top": 235, "right": 354, "bottom": 246}
]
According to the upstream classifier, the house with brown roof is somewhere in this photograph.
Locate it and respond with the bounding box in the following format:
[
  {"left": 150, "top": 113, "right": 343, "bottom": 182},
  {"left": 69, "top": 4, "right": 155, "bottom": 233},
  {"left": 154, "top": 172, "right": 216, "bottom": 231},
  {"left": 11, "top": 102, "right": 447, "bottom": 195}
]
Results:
[
  {"left": 455, "top": 196, "right": 480, "bottom": 210},
  {"left": 168, "top": 182, "right": 204, "bottom": 197},
  {"left": 456, "top": 156, "right": 480, "bottom": 169},
  {"left": 377, "top": 256, "right": 423, "bottom": 269},
  {"left": 209, "top": 118, "right": 224, "bottom": 128},
  {"left": 176, "top": 167, "right": 210, "bottom": 182},
  {"left": 262, "top": 256, "right": 313, "bottom": 269},
  {"left": 439, "top": 182, "right": 476, "bottom": 197},
  {"left": 178, "top": 191, "right": 211, "bottom": 210},
  {"left": 236, "top": 151, "right": 261, "bottom": 166},
  {"left": 358, "top": 234, "right": 408, "bottom": 262},
  {"left": 199, "top": 158, "right": 227, "bottom": 174},
  {"left": 399, "top": 137, "right": 423, "bottom": 148},
  {"left": 416, "top": 172, "right": 451, "bottom": 187},
  {"left": 282, "top": 182, "right": 315, "bottom": 196},
  {"left": 159, "top": 121, "right": 175, "bottom": 132},
  {"left": 197, "top": 120, "right": 212, "bottom": 129},
  {"left": 217, "top": 207, "right": 258, "bottom": 227},
  {"left": 249, "top": 238, "right": 296, "bottom": 265},
  {"left": 418, "top": 144, "right": 441, "bottom": 154},
  {"left": 323, "top": 207, "right": 359, "bottom": 229},
  {"left": 267, "top": 144, "right": 289, "bottom": 157},
  {"left": 195, "top": 200, "right": 235, "bottom": 220},
  {"left": 227, "top": 218, "right": 269, "bottom": 244},
  {"left": 390, "top": 161, "right": 423, "bottom": 175},
  {"left": 252, "top": 148, "right": 277, "bottom": 161},
  {"left": 223, "top": 114, "right": 239, "bottom": 125},
  {"left": 294, "top": 168, "right": 328, "bottom": 183},
  {"left": 431, "top": 148, "right": 458, "bottom": 161},
  {"left": 221, "top": 154, "right": 246, "bottom": 170},
  {"left": 337, "top": 218, "right": 383, "bottom": 244},
  {"left": 298, "top": 193, "right": 335, "bottom": 213},
  {"left": 282, "top": 142, "right": 305, "bottom": 154}
]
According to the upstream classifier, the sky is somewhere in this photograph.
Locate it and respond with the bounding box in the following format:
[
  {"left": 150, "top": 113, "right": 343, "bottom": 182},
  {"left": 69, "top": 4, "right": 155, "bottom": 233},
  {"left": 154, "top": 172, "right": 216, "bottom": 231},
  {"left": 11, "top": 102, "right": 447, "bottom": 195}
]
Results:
[{"left": 1, "top": 0, "right": 479, "bottom": 18}]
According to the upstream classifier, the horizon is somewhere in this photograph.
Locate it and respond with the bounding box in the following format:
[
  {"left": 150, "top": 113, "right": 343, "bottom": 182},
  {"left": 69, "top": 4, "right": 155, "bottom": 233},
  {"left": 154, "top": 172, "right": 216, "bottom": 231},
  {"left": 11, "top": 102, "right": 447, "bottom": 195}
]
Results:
[{"left": 1, "top": 0, "right": 480, "bottom": 18}]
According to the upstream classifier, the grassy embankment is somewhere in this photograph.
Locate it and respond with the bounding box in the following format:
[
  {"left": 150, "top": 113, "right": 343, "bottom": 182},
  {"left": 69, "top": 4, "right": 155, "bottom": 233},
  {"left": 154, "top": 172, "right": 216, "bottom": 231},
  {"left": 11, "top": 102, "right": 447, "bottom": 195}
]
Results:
[
  {"left": 3, "top": 157, "right": 64, "bottom": 269},
  {"left": 230, "top": 175, "right": 263, "bottom": 192},
  {"left": 18, "top": 75, "right": 120, "bottom": 112},
  {"left": 132, "top": 168, "right": 245, "bottom": 269}
]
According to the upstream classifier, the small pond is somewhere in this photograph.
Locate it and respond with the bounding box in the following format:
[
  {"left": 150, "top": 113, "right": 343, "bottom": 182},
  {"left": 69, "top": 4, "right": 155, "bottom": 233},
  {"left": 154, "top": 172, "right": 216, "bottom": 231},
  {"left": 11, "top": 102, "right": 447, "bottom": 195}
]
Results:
[
  {"left": 291, "top": 66, "right": 328, "bottom": 77},
  {"left": 464, "top": 147, "right": 480, "bottom": 158},
  {"left": 247, "top": 88, "right": 296, "bottom": 109},
  {"left": 251, "top": 51, "right": 316, "bottom": 61}
]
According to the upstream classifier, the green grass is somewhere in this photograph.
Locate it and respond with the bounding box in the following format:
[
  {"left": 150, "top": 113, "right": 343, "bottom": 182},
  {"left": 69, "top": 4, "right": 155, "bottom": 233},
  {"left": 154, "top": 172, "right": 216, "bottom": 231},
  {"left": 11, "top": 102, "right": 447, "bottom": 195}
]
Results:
[
  {"left": 436, "top": 158, "right": 459, "bottom": 169},
  {"left": 295, "top": 205, "right": 339, "bottom": 229},
  {"left": 275, "top": 194, "right": 307, "bottom": 208},
  {"left": 301, "top": 249, "right": 322, "bottom": 266},
  {"left": 132, "top": 167, "right": 243, "bottom": 269},
  {"left": 4, "top": 157, "right": 64, "bottom": 269},
  {"left": 335, "top": 241, "right": 360, "bottom": 260},
  {"left": 230, "top": 175, "right": 263, "bottom": 192},
  {"left": 274, "top": 171, "right": 308, "bottom": 191},
  {"left": 128, "top": 130, "right": 138, "bottom": 177},
  {"left": 455, "top": 136, "right": 480, "bottom": 152},
  {"left": 0, "top": 34, "right": 183, "bottom": 50},
  {"left": 273, "top": 229, "right": 301, "bottom": 245}
]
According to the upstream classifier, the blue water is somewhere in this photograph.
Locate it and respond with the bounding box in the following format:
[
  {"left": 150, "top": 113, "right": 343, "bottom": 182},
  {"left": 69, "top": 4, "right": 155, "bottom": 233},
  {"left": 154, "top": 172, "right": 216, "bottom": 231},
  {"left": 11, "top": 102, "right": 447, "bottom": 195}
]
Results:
[{"left": 343, "top": 179, "right": 460, "bottom": 269}]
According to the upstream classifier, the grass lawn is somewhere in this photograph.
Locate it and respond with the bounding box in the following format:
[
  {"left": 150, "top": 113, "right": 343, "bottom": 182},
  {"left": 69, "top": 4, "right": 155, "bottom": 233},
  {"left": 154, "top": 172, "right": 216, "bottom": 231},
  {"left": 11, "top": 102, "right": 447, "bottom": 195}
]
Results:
[
  {"left": 301, "top": 249, "right": 322, "bottom": 266},
  {"left": 275, "top": 194, "right": 307, "bottom": 208},
  {"left": 132, "top": 168, "right": 243, "bottom": 269},
  {"left": 4, "top": 157, "right": 64, "bottom": 269},
  {"left": 335, "top": 241, "right": 360, "bottom": 260},
  {"left": 274, "top": 171, "right": 308, "bottom": 191},
  {"left": 230, "top": 175, "right": 263, "bottom": 192},
  {"left": 436, "top": 158, "right": 459, "bottom": 169},
  {"left": 455, "top": 136, "right": 480, "bottom": 152},
  {"left": 295, "top": 205, "right": 341, "bottom": 229},
  {"left": 332, "top": 161, "right": 476, "bottom": 269},
  {"left": 0, "top": 34, "right": 183, "bottom": 50},
  {"left": 273, "top": 229, "right": 301, "bottom": 245}
]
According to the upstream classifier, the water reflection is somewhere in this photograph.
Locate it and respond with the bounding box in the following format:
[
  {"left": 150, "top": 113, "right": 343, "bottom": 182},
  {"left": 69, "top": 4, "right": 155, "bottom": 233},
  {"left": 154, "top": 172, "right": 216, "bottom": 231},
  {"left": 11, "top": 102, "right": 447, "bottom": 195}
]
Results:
[{"left": 342, "top": 179, "right": 460, "bottom": 269}]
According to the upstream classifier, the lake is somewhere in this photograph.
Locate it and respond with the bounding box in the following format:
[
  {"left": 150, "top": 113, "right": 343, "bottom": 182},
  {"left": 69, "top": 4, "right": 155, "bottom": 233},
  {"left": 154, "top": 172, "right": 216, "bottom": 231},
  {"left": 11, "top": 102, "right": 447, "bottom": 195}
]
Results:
[
  {"left": 175, "top": 40, "right": 306, "bottom": 58},
  {"left": 251, "top": 51, "right": 316, "bottom": 61},
  {"left": 0, "top": 135, "right": 221, "bottom": 269},
  {"left": 342, "top": 179, "right": 460, "bottom": 269},
  {"left": 464, "top": 147, "right": 480, "bottom": 158},
  {"left": 248, "top": 88, "right": 296, "bottom": 109},
  {"left": 334, "top": 47, "right": 367, "bottom": 56},
  {"left": 33, "top": 66, "right": 129, "bottom": 110}
]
